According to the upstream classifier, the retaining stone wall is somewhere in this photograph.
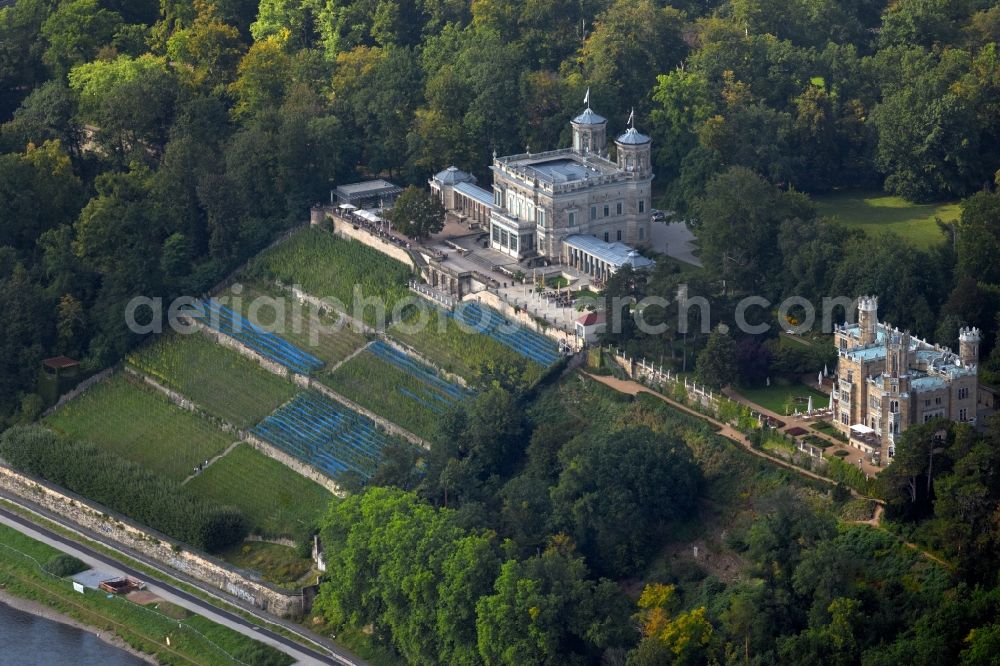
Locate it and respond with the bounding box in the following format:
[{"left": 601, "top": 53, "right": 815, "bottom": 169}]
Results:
[
  {"left": 306, "top": 380, "right": 428, "bottom": 449},
  {"left": 0, "top": 465, "right": 306, "bottom": 617},
  {"left": 40, "top": 366, "right": 117, "bottom": 418},
  {"left": 328, "top": 215, "right": 416, "bottom": 269},
  {"left": 471, "top": 290, "right": 579, "bottom": 351}
]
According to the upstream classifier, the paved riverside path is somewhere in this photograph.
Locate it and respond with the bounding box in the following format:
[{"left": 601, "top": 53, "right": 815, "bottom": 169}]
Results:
[{"left": 0, "top": 495, "right": 363, "bottom": 666}]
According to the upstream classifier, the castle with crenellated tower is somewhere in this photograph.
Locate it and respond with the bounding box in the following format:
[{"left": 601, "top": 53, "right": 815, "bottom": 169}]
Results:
[{"left": 832, "top": 296, "right": 980, "bottom": 462}]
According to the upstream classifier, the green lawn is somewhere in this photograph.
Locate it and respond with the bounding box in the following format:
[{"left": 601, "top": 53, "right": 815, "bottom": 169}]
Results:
[
  {"left": 184, "top": 443, "right": 333, "bottom": 540},
  {"left": 762, "top": 436, "right": 796, "bottom": 455},
  {"left": 44, "top": 374, "right": 232, "bottom": 483},
  {"left": 230, "top": 282, "right": 368, "bottom": 366},
  {"left": 0, "top": 522, "right": 291, "bottom": 666},
  {"left": 128, "top": 332, "right": 299, "bottom": 429},
  {"left": 814, "top": 190, "right": 959, "bottom": 248},
  {"left": 736, "top": 382, "right": 829, "bottom": 416},
  {"left": 320, "top": 346, "right": 468, "bottom": 440},
  {"left": 248, "top": 227, "right": 413, "bottom": 327}
]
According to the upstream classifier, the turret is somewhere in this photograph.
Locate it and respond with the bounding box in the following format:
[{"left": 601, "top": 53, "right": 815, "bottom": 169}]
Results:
[
  {"left": 571, "top": 91, "right": 607, "bottom": 156},
  {"left": 615, "top": 110, "right": 651, "bottom": 178},
  {"left": 857, "top": 296, "right": 878, "bottom": 346},
  {"left": 959, "top": 326, "right": 981, "bottom": 367},
  {"left": 886, "top": 330, "right": 911, "bottom": 378}
]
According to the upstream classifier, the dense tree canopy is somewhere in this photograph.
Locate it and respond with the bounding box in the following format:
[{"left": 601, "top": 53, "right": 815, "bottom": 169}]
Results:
[
  {"left": 0, "top": 2, "right": 998, "bottom": 661},
  {"left": 0, "top": 0, "right": 998, "bottom": 421}
]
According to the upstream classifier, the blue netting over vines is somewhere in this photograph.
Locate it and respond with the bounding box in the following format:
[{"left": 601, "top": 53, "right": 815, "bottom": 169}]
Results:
[
  {"left": 252, "top": 392, "right": 392, "bottom": 479},
  {"left": 188, "top": 300, "right": 324, "bottom": 375},
  {"left": 448, "top": 302, "right": 561, "bottom": 366}
]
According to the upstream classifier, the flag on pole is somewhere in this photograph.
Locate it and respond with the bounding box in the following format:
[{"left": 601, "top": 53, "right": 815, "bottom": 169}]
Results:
[
  {"left": 583, "top": 87, "right": 590, "bottom": 107},
  {"left": 627, "top": 107, "right": 634, "bottom": 128}
]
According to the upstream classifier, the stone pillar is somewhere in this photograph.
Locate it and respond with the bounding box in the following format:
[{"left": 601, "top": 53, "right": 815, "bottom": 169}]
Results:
[{"left": 310, "top": 206, "right": 326, "bottom": 226}]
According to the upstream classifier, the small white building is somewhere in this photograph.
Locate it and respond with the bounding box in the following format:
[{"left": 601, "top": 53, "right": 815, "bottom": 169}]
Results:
[{"left": 575, "top": 311, "right": 606, "bottom": 344}]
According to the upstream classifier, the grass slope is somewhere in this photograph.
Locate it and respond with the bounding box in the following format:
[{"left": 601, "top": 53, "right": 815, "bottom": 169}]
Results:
[
  {"left": 184, "top": 443, "right": 333, "bottom": 540},
  {"left": 128, "top": 332, "right": 299, "bottom": 429},
  {"left": 815, "top": 190, "right": 959, "bottom": 248},
  {"left": 389, "top": 313, "right": 545, "bottom": 386},
  {"left": 249, "top": 227, "right": 413, "bottom": 326},
  {"left": 44, "top": 374, "right": 231, "bottom": 483}
]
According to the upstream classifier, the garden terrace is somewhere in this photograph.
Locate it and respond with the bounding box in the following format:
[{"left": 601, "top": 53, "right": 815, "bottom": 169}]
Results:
[
  {"left": 44, "top": 374, "right": 232, "bottom": 483},
  {"left": 248, "top": 227, "right": 413, "bottom": 326},
  {"left": 733, "top": 382, "right": 829, "bottom": 416},
  {"left": 127, "top": 332, "right": 299, "bottom": 429},
  {"left": 188, "top": 299, "right": 324, "bottom": 376},
  {"left": 321, "top": 340, "right": 473, "bottom": 440},
  {"left": 230, "top": 283, "right": 367, "bottom": 366},
  {"left": 252, "top": 392, "right": 394, "bottom": 480},
  {"left": 184, "top": 443, "right": 333, "bottom": 541}
]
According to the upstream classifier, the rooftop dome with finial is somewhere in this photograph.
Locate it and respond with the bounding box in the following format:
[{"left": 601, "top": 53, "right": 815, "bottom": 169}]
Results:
[
  {"left": 616, "top": 126, "right": 650, "bottom": 145},
  {"left": 573, "top": 107, "right": 607, "bottom": 125},
  {"left": 433, "top": 165, "right": 475, "bottom": 185},
  {"left": 573, "top": 87, "right": 606, "bottom": 125},
  {"left": 616, "top": 108, "right": 650, "bottom": 144}
]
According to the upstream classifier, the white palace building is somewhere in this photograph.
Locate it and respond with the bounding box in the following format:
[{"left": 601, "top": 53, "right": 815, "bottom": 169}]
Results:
[{"left": 431, "top": 96, "right": 654, "bottom": 281}]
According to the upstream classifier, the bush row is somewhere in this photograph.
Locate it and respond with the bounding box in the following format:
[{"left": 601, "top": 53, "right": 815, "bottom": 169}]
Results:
[{"left": 0, "top": 426, "right": 247, "bottom": 552}]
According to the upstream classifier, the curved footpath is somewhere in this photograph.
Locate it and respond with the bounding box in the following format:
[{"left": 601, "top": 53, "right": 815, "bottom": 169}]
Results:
[
  {"left": 586, "top": 373, "right": 956, "bottom": 569},
  {"left": 585, "top": 373, "right": 866, "bottom": 494},
  {"left": 0, "top": 495, "right": 364, "bottom": 666}
]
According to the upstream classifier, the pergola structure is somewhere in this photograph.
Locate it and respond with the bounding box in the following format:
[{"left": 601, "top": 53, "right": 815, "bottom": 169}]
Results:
[{"left": 332, "top": 179, "right": 403, "bottom": 209}]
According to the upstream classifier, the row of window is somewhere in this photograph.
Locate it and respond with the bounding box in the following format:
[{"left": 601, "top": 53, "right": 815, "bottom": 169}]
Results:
[
  {"left": 596, "top": 227, "right": 646, "bottom": 242},
  {"left": 491, "top": 225, "right": 534, "bottom": 252},
  {"left": 589, "top": 200, "right": 647, "bottom": 219},
  {"left": 493, "top": 196, "right": 646, "bottom": 230}
]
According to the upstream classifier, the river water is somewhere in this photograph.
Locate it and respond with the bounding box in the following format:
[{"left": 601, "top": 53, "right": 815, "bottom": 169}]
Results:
[{"left": 0, "top": 601, "right": 147, "bottom": 665}]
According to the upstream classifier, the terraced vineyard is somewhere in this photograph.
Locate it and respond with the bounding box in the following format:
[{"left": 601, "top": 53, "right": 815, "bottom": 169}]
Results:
[
  {"left": 451, "top": 302, "right": 561, "bottom": 365},
  {"left": 322, "top": 340, "right": 471, "bottom": 440},
  {"left": 248, "top": 227, "right": 413, "bottom": 325},
  {"left": 184, "top": 443, "right": 332, "bottom": 540},
  {"left": 127, "top": 332, "right": 299, "bottom": 429},
  {"left": 188, "top": 299, "right": 325, "bottom": 375},
  {"left": 389, "top": 302, "right": 556, "bottom": 385},
  {"left": 44, "top": 374, "right": 232, "bottom": 483},
  {"left": 252, "top": 391, "right": 394, "bottom": 479},
  {"left": 231, "top": 283, "right": 367, "bottom": 366}
]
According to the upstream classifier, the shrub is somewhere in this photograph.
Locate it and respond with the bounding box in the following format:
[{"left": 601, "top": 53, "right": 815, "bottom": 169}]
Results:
[
  {"left": 42, "top": 553, "right": 87, "bottom": 577},
  {"left": 230, "top": 641, "right": 294, "bottom": 666}
]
